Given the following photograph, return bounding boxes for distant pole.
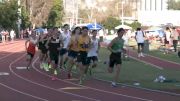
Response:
[75,0,79,25]
[73,0,75,24]
[17,0,21,38]
[121,0,124,25]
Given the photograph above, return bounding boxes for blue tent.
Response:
[86,23,102,30]
[35,28,44,33]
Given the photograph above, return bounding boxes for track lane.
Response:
[0,40,180,101]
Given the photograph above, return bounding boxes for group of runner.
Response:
[25,24,126,87]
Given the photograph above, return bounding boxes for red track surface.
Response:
[0,40,180,101]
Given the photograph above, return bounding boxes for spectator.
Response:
[10,29,15,41]
[164,27,171,54]
[171,27,179,52]
[135,28,146,57]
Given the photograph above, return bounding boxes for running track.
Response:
[0,40,180,101]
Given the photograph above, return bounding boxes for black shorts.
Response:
[27,52,34,58]
[137,43,144,47]
[77,51,88,65]
[165,41,169,44]
[68,50,78,58]
[60,48,68,56]
[109,52,122,68]
[39,48,48,54]
[49,52,59,64]
[87,56,98,65]
[178,51,180,58]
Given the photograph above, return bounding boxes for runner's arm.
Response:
[107,38,115,53]
[45,37,51,49]
[25,39,29,51]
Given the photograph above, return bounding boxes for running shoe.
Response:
[111,82,117,87]
[51,76,57,81]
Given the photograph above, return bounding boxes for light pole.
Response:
[75,0,79,25]
[121,0,125,25]
[17,0,21,38]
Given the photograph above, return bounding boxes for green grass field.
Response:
[88,48,180,91]
[128,39,180,63]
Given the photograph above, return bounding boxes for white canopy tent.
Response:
[115,25,132,30]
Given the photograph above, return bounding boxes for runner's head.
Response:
[91,30,98,37]
[63,24,69,31]
[81,26,89,36]
[117,28,125,38]
[53,27,59,34]
[72,27,81,35]
[136,27,141,31]
[31,30,36,38]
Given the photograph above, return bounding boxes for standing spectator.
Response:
[171,27,179,52]
[20,29,24,39]
[135,28,145,57]
[164,27,171,54]
[10,29,15,41]
[1,30,6,43]
[5,30,9,41]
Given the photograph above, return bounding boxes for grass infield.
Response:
[86,48,180,91]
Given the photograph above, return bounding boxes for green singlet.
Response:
[111,38,124,53]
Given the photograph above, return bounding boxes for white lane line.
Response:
[33,57,153,101]
[129,56,163,70]
[16,67,28,70]
[10,55,100,101]
[0,83,48,101]
[60,87,87,90]
[0,72,10,76]
[5,54,48,101]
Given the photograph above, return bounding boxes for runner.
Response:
[46,28,63,80]
[107,28,126,87]
[135,27,145,57]
[37,31,48,70]
[59,24,71,69]
[66,27,81,79]
[25,30,38,70]
[77,26,91,85]
[86,30,100,75]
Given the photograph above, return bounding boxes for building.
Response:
[138,0,168,11]
[136,0,180,26]
[63,0,180,26]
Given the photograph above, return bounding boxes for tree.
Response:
[21,6,31,30]
[101,16,120,32]
[0,0,19,30]
[128,21,141,31]
[167,0,180,10]
[46,0,64,27]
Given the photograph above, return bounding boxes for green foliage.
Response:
[101,16,120,31]
[128,21,141,31]
[47,0,64,27]
[101,16,141,33]
[0,0,18,30]
[20,7,31,30]
[168,0,180,10]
